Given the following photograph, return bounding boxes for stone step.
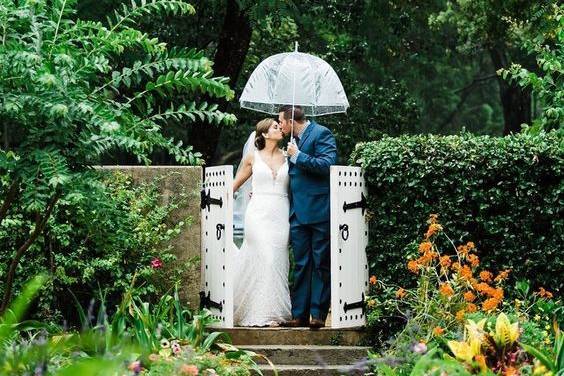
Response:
[240,345,370,366]
[212,327,365,346]
[256,364,368,376]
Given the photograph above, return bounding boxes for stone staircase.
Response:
[216,327,370,375]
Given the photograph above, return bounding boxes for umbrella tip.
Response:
[294,41,299,52]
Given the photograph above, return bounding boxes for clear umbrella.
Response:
[239,42,349,139]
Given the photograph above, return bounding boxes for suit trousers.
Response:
[289,214,331,321]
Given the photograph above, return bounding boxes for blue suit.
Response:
[288,120,337,321]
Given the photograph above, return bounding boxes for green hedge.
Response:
[351,131,563,293]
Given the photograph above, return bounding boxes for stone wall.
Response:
[100,166,202,309]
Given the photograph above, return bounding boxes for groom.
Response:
[278,105,337,329]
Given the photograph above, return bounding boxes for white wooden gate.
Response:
[329,166,369,328]
[200,166,233,327]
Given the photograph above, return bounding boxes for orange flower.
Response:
[504,367,518,376]
[466,303,478,313]
[464,291,476,302]
[451,262,461,271]
[428,214,439,224]
[467,254,479,267]
[180,364,199,376]
[396,287,407,299]
[482,298,501,312]
[474,354,487,372]
[457,244,469,256]
[433,326,445,336]
[439,283,454,297]
[538,287,553,299]
[494,269,510,282]
[479,270,493,282]
[459,265,473,280]
[475,282,491,294]
[466,241,475,250]
[418,251,437,266]
[407,260,419,274]
[456,309,466,321]
[418,241,432,253]
[425,223,443,238]
[490,287,504,300]
[439,255,452,268]
[369,275,377,285]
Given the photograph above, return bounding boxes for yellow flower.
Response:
[456,309,466,321]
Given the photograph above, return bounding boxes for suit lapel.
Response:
[298,121,315,149]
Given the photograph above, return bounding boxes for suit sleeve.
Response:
[294,127,337,176]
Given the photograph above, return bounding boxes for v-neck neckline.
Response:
[256,150,286,180]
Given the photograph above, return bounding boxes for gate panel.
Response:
[330,166,369,328]
[200,166,233,327]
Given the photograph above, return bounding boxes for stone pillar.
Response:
[100,166,202,309]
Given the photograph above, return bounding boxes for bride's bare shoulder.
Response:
[243,152,254,166]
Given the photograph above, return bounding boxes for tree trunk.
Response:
[189,0,253,163]
[0,191,61,314]
[489,47,531,135]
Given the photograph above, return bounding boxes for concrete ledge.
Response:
[213,327,366,346]
[99,166,202,309]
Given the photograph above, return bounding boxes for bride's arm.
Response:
[233,154,253,193]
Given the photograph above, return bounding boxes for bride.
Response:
[231,118,292,327]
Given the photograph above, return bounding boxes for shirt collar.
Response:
[297,120,310,139]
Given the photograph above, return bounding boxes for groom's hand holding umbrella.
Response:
[286,141,299,158]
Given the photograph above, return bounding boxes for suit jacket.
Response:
[288,120,337,224]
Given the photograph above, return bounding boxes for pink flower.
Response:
[412,342,427,354]
[151,258,163,269]
[128,361,142,373]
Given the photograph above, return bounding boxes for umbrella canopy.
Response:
[239,44,349,117]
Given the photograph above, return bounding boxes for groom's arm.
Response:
[293,128,337,176]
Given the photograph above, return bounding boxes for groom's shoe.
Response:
[309,318,325,329]
[281,318,309,327]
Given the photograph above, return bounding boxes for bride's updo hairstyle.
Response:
[254,118,276,150]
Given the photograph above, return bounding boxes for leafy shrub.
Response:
[0,172,190,323]
[351,131,563,292]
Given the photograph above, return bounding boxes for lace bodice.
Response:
[252,150,289,196]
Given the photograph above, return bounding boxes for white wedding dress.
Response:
[232,150,292,326]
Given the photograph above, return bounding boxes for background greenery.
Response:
[351,131,563,293]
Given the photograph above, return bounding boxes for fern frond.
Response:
[108,0,195,32]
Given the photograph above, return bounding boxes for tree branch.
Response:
[0,190,62,314]
[0,178,20,225]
